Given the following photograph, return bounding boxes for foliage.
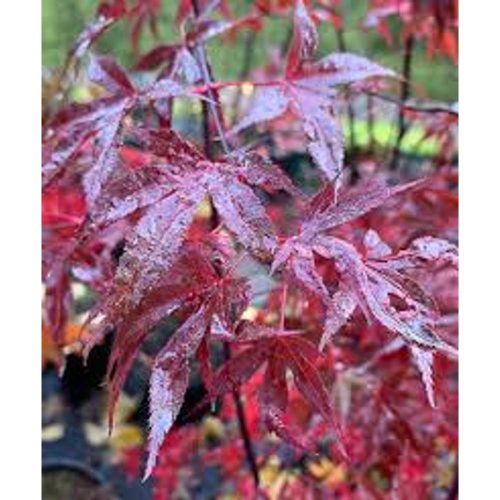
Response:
[42,0,458,497]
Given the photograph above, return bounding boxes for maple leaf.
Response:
[197,330,347,457]
[82,129,285,311]
[145,304,210,479]
[230,0,395,181]
[43,56,189,208]
[272,178,457,359]
[82,244,252,476]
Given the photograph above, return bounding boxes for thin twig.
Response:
[367,94,375,153]
[279,284,288,331]
[333,24,356,147]
[223,344,261,488]
[191,0,230,155]
[367,92,458,117]
[390,33,415,170]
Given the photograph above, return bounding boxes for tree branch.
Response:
[191,0,230,156]
[367,92,458,117]
[223,344,260,488]
[190,0,259,489]
[390,33,415,170]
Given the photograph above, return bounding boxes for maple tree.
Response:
[42,0,458,496]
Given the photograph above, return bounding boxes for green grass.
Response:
[342,119,441,157]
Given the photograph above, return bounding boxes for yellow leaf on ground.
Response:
[109,424,144,451]
[84,422,108,446]
[42,424,65,442]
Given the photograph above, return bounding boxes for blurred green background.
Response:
[42,0,457,102]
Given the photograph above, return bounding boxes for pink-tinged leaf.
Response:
[315,236,456,354]
[145,305,209,479]
[42,133,90,187]
[286,0,319,76]
[306,52,396,87]
[210,314,234,340]
[47,96,123,131]
[115,185,205,307]
[133,127,205,170]
[234,152,302,197]
[270,242,294,276]
[105,299,183,430]
[196,337,215,403]
[294,90,344,182]
[186,15,260,45]
[70,14,119,63]
[320,290,357,350]
[208,173,277,258]
[235,321,302,342]
[289,251,330,303]
[172,47,202,83]
[410,345,436,408]
[88,54,135,95]
[407,236,458,267]
[93,170,174,227]
[43,262,72,344]
[143,78,187,100]
[82,101,128,207]
[363,229,392,259]
[305,178,424,234]
[229,85,289,136]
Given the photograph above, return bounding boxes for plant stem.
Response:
[191,0,230,156]
[223,344,260,488]
[334,24,359,182]
[367,94,375,154]
[280,284,288,331]
[335,27,356,155]
[368,92,458,117]
[390,33,415,171]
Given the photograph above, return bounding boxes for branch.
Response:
[335,26,357,159]
[191,0,230,156]
[390,33,415,170]
[223,343,260,488]
[367,92,458,117]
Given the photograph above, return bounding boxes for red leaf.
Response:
[115,185,206,308]
[286,0,319,76]
[88,54,136,95]
[145,305,210,478]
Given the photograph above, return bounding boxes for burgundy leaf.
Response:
[286,0,319,76]
[208,172,277,258]
[115,185,206,307]
[145,305,210,478]
[320,290,357,350]
[88,54,136,95]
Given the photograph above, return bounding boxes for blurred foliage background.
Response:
[42,0,457,102]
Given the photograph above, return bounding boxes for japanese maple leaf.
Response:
[89,127,296,312]
[43,55,187,206]
[272,178,457,358]
[83,244,251,478]
[195,325,347,458]
[230,0,395,181]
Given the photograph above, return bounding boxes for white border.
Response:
[0,0,41,496]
